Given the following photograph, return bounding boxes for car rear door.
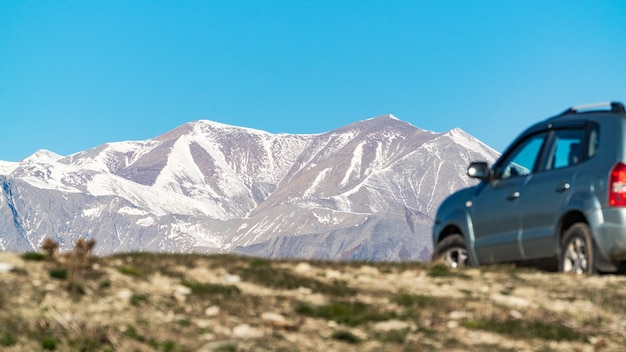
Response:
[519,126,587,260]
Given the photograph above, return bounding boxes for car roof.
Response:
[527,101,626,131]
[500,102,625,158]
[549,101,625,121]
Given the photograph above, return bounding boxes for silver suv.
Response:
[432,102,626,274]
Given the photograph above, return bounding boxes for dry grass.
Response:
[2,245,625,351]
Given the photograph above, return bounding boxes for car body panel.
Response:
[432,187,479,265]
[518,167,575,259]
[471,175,527,263]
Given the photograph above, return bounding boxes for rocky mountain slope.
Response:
[0,115,498,260]
[0,250,624,351]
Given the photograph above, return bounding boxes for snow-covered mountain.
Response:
[0,115,498,260]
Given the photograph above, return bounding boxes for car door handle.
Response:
[556,182,571,193]
[507,191,520,200]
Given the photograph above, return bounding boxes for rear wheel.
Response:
[559,223,595,274]
[432,234,469,268]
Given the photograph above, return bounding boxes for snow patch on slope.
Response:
[82,207,102,218]
[136,217,157,227]
[341,142,364,186]
[118,207,149,216]
[303,167,332,198]
[0,161,18,175]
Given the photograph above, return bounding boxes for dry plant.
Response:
[70,238,96,270]
[41,237,59,260]
[66,238,96,295]
[40,237,97,295]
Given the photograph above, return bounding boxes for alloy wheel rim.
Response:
[563,237,588,274]
[444,247,468,268]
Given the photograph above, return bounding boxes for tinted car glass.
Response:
[548,129,586,170]
[497,133,546,179]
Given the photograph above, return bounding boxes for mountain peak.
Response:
[22,149,63,163]
[364,114,400,122]
[445,127,470,137]
[441,127,500,157]
[376,114,399,120]
[345,114,417,133]
[156,119,278,142]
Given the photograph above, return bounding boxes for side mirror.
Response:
[467,162,490,180]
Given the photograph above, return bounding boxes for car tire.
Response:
[559,223,596,274]
[432,234,469,268]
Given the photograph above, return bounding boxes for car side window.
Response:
[547,129,586,170]
[497,133,547,179]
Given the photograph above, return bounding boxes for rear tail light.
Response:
[609,162,626,206]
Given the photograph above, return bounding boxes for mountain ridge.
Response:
[0,115,499,260]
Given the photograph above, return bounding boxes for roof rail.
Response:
[559,101,625,115]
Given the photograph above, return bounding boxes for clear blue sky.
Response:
[1,1,625,162]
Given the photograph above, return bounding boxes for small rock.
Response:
[205,306,220,317]
[195,319,211,329]
[490,293,530,308]
[117,289,133,300]
[592,337,608,350]
[198,340,239,352]
[373,320,409,332]
[294,262,312,273]
[326,270,342,279]
[0,263,14,273]
[223,274,240,283]
[446,321,459,328]
[175,285,191,295]
[296,287,312,295]
[174,285,191,302]
[233,324,263,339]
[359,265,379,275]
[509,310,523,319]
[262,312,286,324]
[449,311,471,320]
[262,312,299,330]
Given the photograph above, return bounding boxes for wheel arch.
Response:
[433,213,477,265]
[557,210,588,245]
[438,224,464,243]
[557,209,619,272]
